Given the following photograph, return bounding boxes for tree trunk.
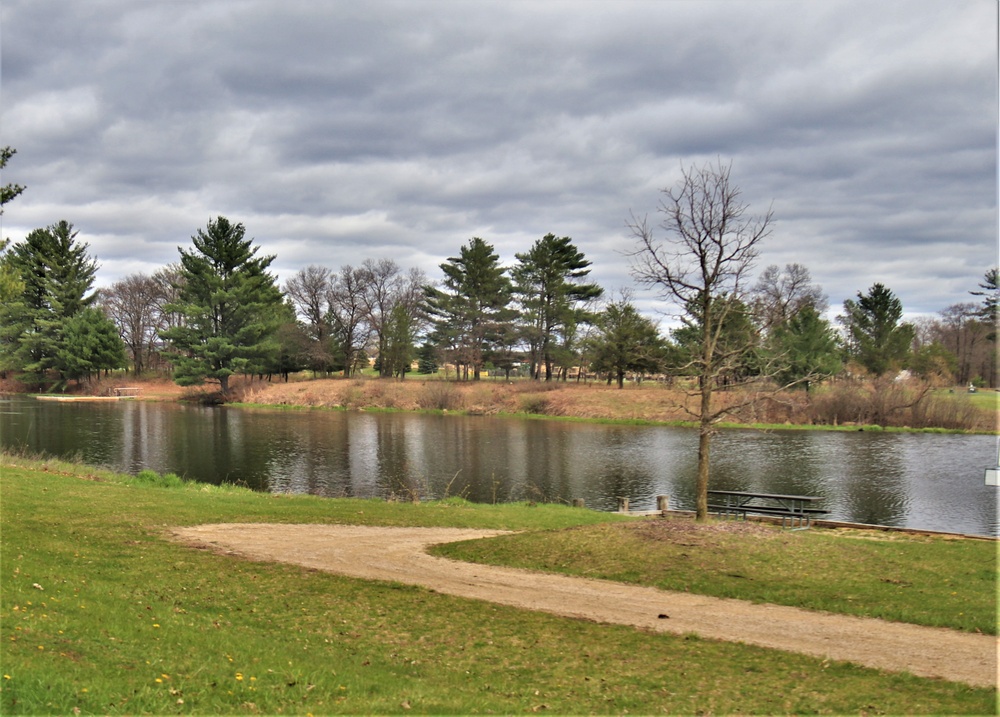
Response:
[696,418,711,522]
[695,367,714,521]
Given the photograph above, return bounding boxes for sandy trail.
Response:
[171,523,997,688]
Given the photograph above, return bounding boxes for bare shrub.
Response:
[808,382,874,425]
[519,394,550,415]
[910,393,992,431]
[724,392,811,425]
[803,378,990,430]
[418,382,461,411]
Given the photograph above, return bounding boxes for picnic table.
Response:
[707,490,827,529]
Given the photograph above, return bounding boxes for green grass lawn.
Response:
[1,454,995,715]
[435,519,997,635]
[964,389,1000,412]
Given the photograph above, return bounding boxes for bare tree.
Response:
[328,265,371,376]
[628,160,773,521]
[751,263,828,332]
[358,259,427,377]
[100,272,170,375]
[285,265,336,374]
[934,302,990,385]
[153,265,185,335]
[359,259,401,377]
[285,265,333,342]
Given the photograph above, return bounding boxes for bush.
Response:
[418,381,461,411]
[519,395,550,415]
[805,379,990,431]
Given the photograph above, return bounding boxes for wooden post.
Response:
[617,496,629,513]
[572,498,586,508]
[657,495,669,515]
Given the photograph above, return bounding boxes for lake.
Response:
[2,396,997,536]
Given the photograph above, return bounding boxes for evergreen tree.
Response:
[840,283,915,376]
[381,304,415,379]
[0,148,26,303]
[0,239,23,304]
[970,267,998,341]
[0,147,25,213]
[588,298,667,388]
[769,305,841,391]
[57,307,128,381]
[416,342,439,375]
[425,237,513,380]
[259,303,310,381]
[512,234,602,380]
[160,216,284,395]
[0,221,106,385]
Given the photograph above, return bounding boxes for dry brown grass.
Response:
[239,377,805,424]
[242,376,997,430]
[11,373,995,431]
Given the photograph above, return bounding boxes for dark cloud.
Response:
[1,0,995,321]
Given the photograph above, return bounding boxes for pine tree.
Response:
[425,237,513,380]
[0,221,105,385]
[840,283,915,376]
[58,307,128,381]
[970,267,998,341]
[512,234,602,380]
[160,216,284,395]
[0,147,27,303]
[588,298,667,388]
[769,305,841,391]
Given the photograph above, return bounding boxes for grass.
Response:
[434,520,997,635]
[1,454,995,715]
[962,389,1000,412]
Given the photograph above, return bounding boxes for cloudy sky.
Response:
[1,0,996,324]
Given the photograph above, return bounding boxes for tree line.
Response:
[0,149,996,398]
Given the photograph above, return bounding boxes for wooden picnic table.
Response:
[707,489,827,529]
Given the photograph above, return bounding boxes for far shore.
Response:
[7,373,996,434]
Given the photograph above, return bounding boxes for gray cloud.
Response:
[1,0,996,323]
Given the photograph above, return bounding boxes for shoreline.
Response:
[33,395,126,402]
[229,400,998,435]
[5,374,997,434]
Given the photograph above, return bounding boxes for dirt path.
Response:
[171,523,997,688]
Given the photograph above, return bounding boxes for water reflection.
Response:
[1,396,996,536]
[835,433,909,527]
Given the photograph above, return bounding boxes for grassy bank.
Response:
[434,520,997,634]
[75,374,995,433]
[2,455,995,715]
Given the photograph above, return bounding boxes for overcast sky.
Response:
[1,0,997,325]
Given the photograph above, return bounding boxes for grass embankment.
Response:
[77,374,997,432]
[2,455,995,715]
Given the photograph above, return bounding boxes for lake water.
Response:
[2,396,997,536]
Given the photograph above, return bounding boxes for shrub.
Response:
[418,381,461,411]
[805,379,989,431]
[519,394,550,415]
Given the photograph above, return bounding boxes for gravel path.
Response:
[171,523,997,688]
